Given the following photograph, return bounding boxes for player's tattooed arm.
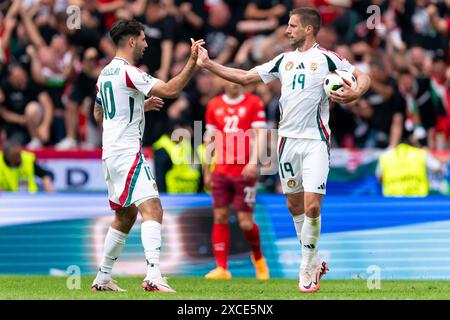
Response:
[93,103,103,126]
[149,38,205,98]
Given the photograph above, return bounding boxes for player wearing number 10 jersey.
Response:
[203,77,269,280]
[196,8,370,292]
[91,19,205,293]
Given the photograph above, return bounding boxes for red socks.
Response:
[212,223,263,268]
[243,223,262,261]
[212,224,230,269]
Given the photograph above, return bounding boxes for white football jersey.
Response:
[256,43,355,142]
[95,57,160,159]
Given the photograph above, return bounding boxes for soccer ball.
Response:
[323,70,357,97]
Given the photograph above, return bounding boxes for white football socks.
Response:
[292,214,305,245]
[301,215,321,269]
[141,220,162,280]
[96,227,127,283]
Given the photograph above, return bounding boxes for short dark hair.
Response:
[3,139,22,159]
[398,68,411,76]
[290,7,321,36]
[109,20,144,47]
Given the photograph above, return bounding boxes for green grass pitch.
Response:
[1,276,450,300]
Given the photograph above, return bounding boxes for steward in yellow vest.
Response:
[0,140,54,192]
[152,134,200,194]
[378,143,441,197]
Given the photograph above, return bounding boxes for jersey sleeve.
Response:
[124,66,160,96]
[251,96,267,128]
[95,83,102,106]
[205,100,217,131]
[321,49,355,74]
[255,53,285,84]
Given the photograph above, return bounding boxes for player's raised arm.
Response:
[149,38,205,99]
[196,46,262,86]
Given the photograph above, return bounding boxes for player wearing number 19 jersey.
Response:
[203,78,269,280]
[196,8,370,293]
[91,19,204,293]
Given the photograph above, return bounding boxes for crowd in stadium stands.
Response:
[0,0,448,153]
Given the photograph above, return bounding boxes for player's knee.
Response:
[141,206,163,222]
[305,202,321,218]
[238,219,253,231]
[139,198,164,222]
[213,211,228,224]
[113,212,137,233]
[286,200,303,216]
[214,208,228,224]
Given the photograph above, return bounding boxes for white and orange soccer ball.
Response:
[323,70,357,97]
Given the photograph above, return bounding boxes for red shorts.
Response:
[211,172,256,212]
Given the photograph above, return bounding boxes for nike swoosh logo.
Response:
[303,281,312,289]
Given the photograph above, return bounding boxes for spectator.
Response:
[397,69,445,148]
[395,0,446,51]
[355,54,406,149]
[0,64,54,148]
[376,140,446,197]
[432,54,450,150]
[174,0,206,43]
[152,119,201,193]
[26,37,76,147]
[58,47,102,149]
[238,0,291,36]
[137,0,177,81]
[0,0,446,154]
[428,2,450,36]
[0,139,54,192]
[204,2,239,65]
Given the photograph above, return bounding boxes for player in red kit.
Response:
[203,76,269,280]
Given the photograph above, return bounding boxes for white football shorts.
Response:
[103,151,159,210]
[277,137,330,195]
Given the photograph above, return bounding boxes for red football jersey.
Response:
[205,93,266,176]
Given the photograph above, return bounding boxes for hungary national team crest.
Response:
[287,179,296,188]
[285,61,294,71]
[310,62,318,71]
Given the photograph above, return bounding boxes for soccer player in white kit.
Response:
[196,8,370,293]
[91,20,204,293]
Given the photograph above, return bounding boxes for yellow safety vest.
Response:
[0,151,38,192]
[379,144,428,197]
[153,134,200,194]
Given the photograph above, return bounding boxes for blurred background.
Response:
[0,0,450,281]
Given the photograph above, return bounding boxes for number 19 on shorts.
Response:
[279,162,294,178]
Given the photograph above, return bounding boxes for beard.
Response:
[290,36,306,49]
[133,47,145,64]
